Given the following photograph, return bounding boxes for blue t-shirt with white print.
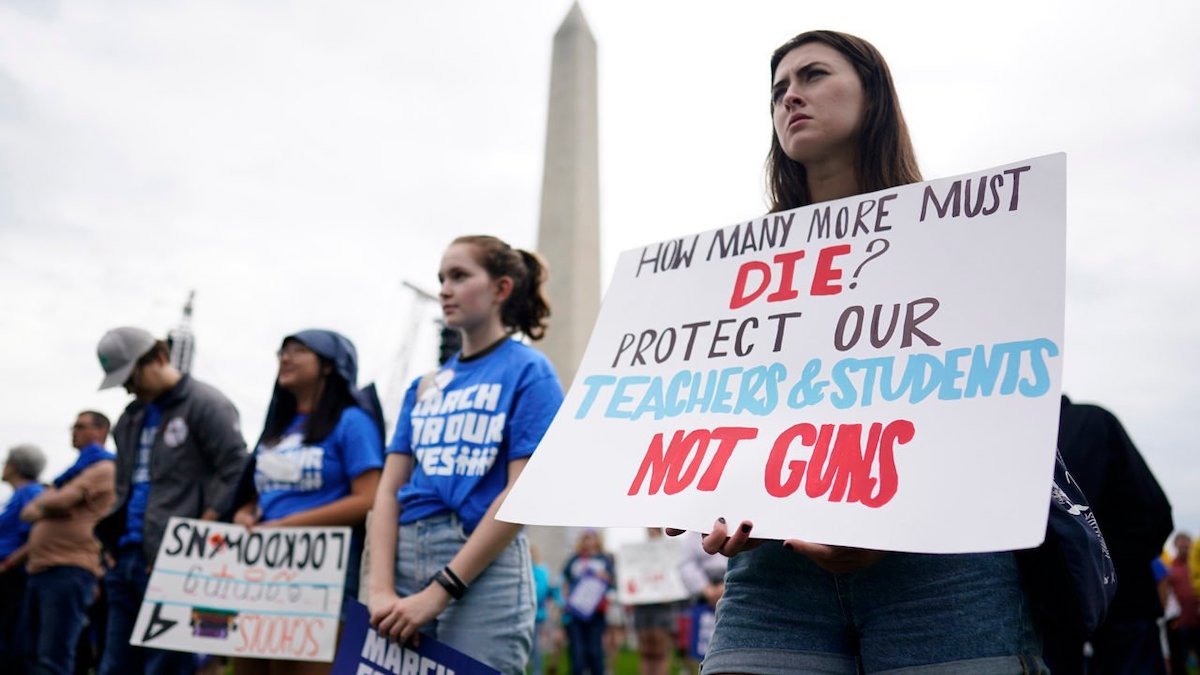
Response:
[0,483,45,560]
[255,406,383,522]
[389,338,563,533]
[120,403,160,548]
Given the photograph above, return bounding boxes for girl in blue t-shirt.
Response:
[368,235,564,675]
[232,329,383,675]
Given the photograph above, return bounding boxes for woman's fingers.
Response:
[721,521,754,556]
[664,528,687,537]
[701,518,730,554]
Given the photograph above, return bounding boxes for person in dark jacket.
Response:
[1045,395,1174,675]
[93,326,248,675]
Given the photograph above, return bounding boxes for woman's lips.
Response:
[788,113,812,129]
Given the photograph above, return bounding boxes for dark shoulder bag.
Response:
[1016,449,1117,640]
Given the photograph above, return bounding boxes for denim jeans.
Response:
[395,513,535,675]
[20,565,96,675]
[703,547,1046,674]
[98,547,195,675]
[565,616,606,675]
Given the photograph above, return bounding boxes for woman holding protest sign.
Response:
[231,329,384,675]
[672,31,1046,674]
[562,529,616,675]
[367,235,564,674]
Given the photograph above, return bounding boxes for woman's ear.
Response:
[493,275,515,304]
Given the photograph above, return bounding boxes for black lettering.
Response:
[901,297,942,348]
[767,312,804,352]
[835,306,864,351]
[734,318,757,357]
[920,180,962,221]
[708,319,736,358]
[1004,165,1031,211]
[654,328,677,364]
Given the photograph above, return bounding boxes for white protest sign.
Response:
[616,538,688,605]
[130,517,350,661]
[500,155,1066,553]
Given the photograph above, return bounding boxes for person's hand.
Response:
[667,518,762,558]
[781,539,885,574]
[233,504,260,530]
[370,584,451,644]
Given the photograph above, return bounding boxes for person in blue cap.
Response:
[231,329,384,675]
[367,235,564,675]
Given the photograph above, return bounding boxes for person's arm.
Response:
[0,542,32,572]
[262,470,381,527]
[373,457,529,642]
[196,395,249,521]
[366,453,412,617]
[23,484,83,520]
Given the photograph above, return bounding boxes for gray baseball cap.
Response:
[97,327,158,390]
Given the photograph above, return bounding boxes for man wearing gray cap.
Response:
[93,327,247,675]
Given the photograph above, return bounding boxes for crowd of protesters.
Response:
[0,28,1193,675]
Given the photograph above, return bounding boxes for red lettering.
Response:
[628,427,757,495]
[810,244,850,295]
[804,423,853,498]
[763,420,912,507]
[695,427,758,491]
[765,250,806,303]
[764,423,816,497]
[729,260,771,309]
[861,420,912,508]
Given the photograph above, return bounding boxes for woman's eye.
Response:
[771,88,785,104]
[807,69,828,81]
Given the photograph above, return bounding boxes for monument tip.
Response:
[556,1,593,38]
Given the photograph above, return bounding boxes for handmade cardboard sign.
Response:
[130,517,349,661]
[500,155,1066,553]
[331,599,500,675]
[616,538,689,605]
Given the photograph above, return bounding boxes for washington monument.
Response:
[536,2,600,391]
[531,2,600,572]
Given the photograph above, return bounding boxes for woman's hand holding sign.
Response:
[669,518,885,574]
[369,584,451,644]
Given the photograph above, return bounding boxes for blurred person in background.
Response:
[1166,533,1200,675]
[231,329,383,675]
[0,443,46,672]
[93,327,247,675]
[631,528,678,675]
[19,412,116,675]
[563,529,615,675]
[678,531,727,673]
[531,544,562,675]
[1048,396,1174,674]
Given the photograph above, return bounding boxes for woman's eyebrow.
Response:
[773,61,832,90]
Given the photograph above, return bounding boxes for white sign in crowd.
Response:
[501,155,1067,554]
[131,517,349,662]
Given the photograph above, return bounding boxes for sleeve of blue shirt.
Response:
[507,366,564,460]
[387,378,421,456]
[337,407,385,478]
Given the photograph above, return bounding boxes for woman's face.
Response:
[579,531,600,555]
[276,340,322,392]
[771,42,866,167]
[439,243,508,331]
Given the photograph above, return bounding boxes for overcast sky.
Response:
[1,0,1197,537]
